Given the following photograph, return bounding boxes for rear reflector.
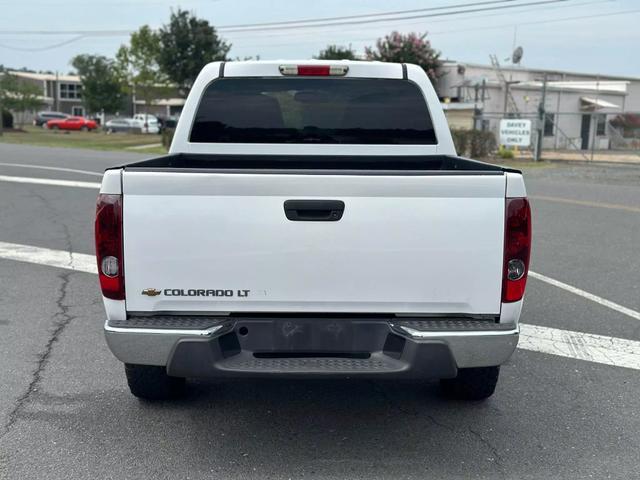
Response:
[502,197,532,303]
[95,193,124,300]
[279,64,349,76]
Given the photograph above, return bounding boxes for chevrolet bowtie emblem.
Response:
[141,288,162,297]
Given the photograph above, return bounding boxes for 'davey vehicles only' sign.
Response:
[499,119,532,146]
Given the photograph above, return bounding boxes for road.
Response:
[1,143,639,479]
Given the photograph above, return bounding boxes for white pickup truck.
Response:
[96,60,531,401]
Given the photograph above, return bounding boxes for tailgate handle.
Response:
[284,200,345,221]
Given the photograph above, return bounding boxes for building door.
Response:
[580,114,591,150]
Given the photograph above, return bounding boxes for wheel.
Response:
[440,366,500,400]
[81,125,88,132]
[124,363,185,400]
[50,125,59,130]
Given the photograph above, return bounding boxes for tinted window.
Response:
[190,78,436,144]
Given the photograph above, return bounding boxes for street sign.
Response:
[500,119,532,147]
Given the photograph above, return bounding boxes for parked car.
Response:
[97,60,531,402]
[104,118,137,134]
[47,116,97,131]
[33,111,68,127]
[132,114,160,134]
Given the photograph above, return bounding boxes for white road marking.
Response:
[0,241,97,274]
[126,143,162,150]
[530,195,640,214]
[0,175,100,190]
[519,324,640,371]
[529,271,640,321]
[0,162,103,177]
[1,241,639,371]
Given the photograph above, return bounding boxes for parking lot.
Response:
[0,142,639,479]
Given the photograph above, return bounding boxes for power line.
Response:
[218,0,573,33]
[236,7,640,50]
[0,35,85,52]
[0,0,626,54]
[219,0,520,29]
[225,0,613,42]
[0,0,570,36]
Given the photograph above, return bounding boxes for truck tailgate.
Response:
[122,171,505,315]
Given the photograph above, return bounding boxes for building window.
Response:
[544,113,555,137]
[72,106,84,116]
[60,83,82,99]
[596,114,607,136]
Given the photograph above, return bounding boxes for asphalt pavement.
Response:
[0,143,639,479]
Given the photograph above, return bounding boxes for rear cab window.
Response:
[190,78,436,145]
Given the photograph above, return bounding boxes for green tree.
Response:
[315,45,357,60]
[365,32,441,82]
[71,54,126,114]
[157,9,230,95]
[117,26,170,121]
[0,73,42,127]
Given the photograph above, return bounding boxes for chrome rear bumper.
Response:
[104,316,518,377]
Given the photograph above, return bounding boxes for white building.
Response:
[436,61,640,150]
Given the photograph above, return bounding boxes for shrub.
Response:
[469,130,497,158]
[451,129,469,156]
[498,146,515,159]
[452,129,496,158]
[2,109,14,129]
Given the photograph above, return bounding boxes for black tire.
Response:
[81,125,89,132]
[124,363,185,401]
[440,366,500,400]
[50,124,59,130]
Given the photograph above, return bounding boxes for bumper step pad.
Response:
[219,352,403,374]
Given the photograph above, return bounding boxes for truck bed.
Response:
[113,153,520,175]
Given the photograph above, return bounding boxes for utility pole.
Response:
[534,74,548,162]
[481,79,486,130]
[0,70,3,136]
[590,75,600,162]
[503,82,510,116]
[473,83,480,130]
[54,71,59,112]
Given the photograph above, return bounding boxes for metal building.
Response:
[436,61,640,152]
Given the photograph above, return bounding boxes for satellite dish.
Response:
[512,46,524,65]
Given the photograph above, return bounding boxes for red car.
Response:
[46,116,97,131]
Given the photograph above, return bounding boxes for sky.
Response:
[0,0,638,77]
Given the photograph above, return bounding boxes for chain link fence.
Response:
[475,110,640,162]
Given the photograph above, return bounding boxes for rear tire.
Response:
[50,125,59,130]
[81,125,88,132]
[440,366,500,400]
[124,363,185,401]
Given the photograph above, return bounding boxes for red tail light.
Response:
[95,194,124,300]
[279,64,349,76]
[502,197,531,303]
[297,65,331,76]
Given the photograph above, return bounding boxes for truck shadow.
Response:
[161,378,506,477]
[20,378,509,477]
